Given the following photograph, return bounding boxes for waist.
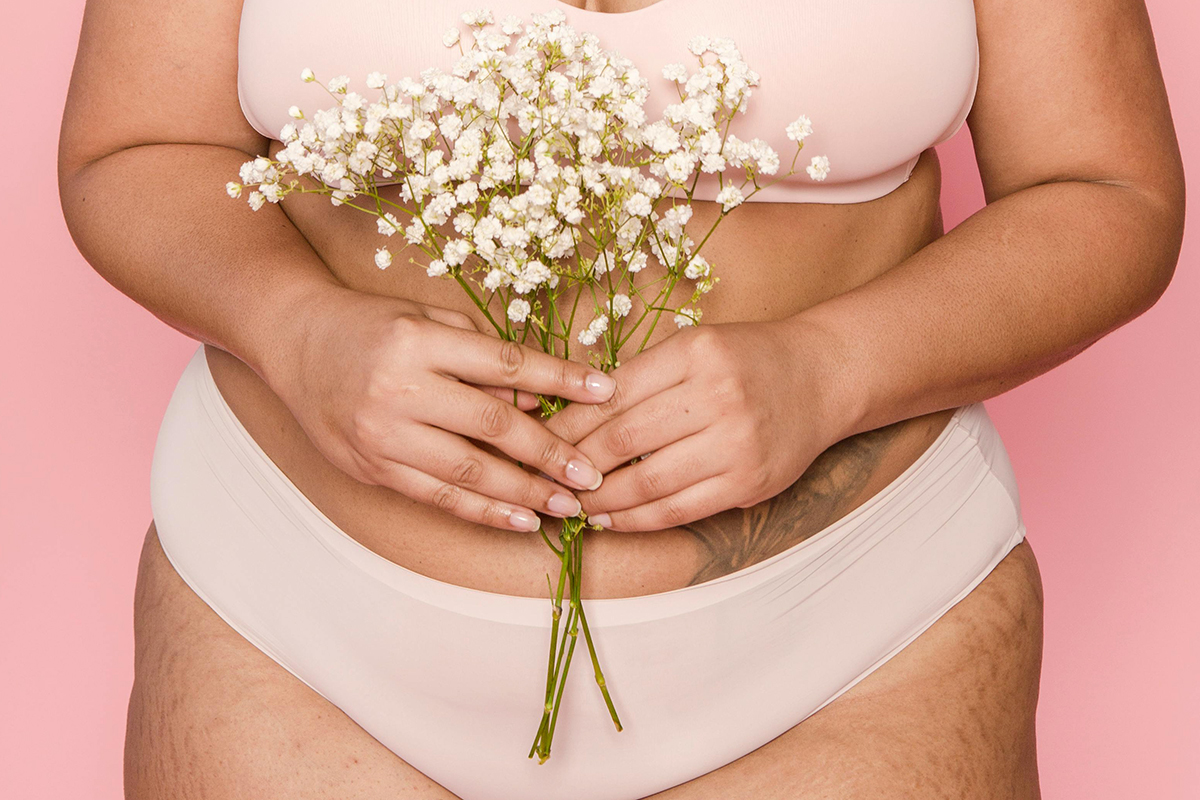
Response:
[202,341,963,600]
[156,344,1024,624]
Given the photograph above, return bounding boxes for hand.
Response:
[544,319,851,531]
[264,286,617,532]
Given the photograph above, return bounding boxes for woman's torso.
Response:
[205,0,971,599]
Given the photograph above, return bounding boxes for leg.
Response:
[647,538,1044,799]
[124,521,460,799]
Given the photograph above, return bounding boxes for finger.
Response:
[428,379,605,492]
[573,383,712,474]
[477,384,540,411]
[434,327,617,404]
[544,337,690,445]
[422,306,479,331]
[579,432,726,515]
[372,459,547,532]
[587,475,736,532]
[384,425,583,519]
[418,306,538,411]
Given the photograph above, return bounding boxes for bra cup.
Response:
[932,37,980,147]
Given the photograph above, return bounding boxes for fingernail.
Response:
[546,493,582,517]
[584,372,616,400]
[565,459,603,491]
[509,509,541,532]
[590,513,612,528]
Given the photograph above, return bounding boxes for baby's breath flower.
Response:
[327,75,349,93]
[610,294,632,318]
[786,114,813,142]
[507,298,531,323]
[674,311,697,328]
[247,191,265,211]
[461,9,494,27]
[366,72,387,89]
[374,247,392,269]
[427,259,449,277]
[661,63,688,83]
[443,27,461,47]
[806,154,831,181]
[288,105,304,119]
[300,67,315,83]
[715,185,744,212]
[684,255,710,280]
[225,182,242,199]
[624,192,652,217]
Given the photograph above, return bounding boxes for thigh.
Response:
[124,521,459,800]
[647,538,1045,800]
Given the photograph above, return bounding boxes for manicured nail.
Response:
[509,509,541,532]
[590,513,612,528]
[584,372,616,400]
[546,493,582,517]
[565,459,603,491]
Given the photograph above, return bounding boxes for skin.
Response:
[58,0,1183,796]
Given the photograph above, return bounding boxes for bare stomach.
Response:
[205,147,959,600]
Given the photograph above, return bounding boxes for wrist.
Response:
[243,276,350,398]
[780,307,870,446]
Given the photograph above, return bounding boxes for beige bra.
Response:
[237,0,979,203]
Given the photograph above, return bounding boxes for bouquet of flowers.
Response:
[227,7,828,763]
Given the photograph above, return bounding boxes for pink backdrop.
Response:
[1,1,1196,796]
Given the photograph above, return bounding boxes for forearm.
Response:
[794,178,1183,441]
[59,142,345,384]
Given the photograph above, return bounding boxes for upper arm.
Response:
[57,0,268,181]
[968,0,1185,214]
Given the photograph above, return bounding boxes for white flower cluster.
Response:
[228,8,828,369]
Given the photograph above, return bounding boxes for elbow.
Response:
[1099,160,1187,322]
[1131,172,1186,317]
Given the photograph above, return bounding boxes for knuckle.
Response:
[448,310,475,329]
[556,358,577,392]
[387,315,425,352]
[711,375,746,409]
[684,325,716,354]
[496,340,526,379]
[478,400,514,439]
[450,455,485,487]
[596,380,626,419]
[520,476,552,509]
[352,451,385,486]
[537,436,567,471]
[602,421,637,458]
[349,408,381,447]
[633,465,666,499]
[479,501,513,530]
[430,482,463,513]
[741,468,773,506]
[658,497,688,527]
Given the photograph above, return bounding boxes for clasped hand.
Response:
[544,320,848,531]
[270,289,848,534]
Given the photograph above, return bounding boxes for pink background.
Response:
[1,1,1196,796]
